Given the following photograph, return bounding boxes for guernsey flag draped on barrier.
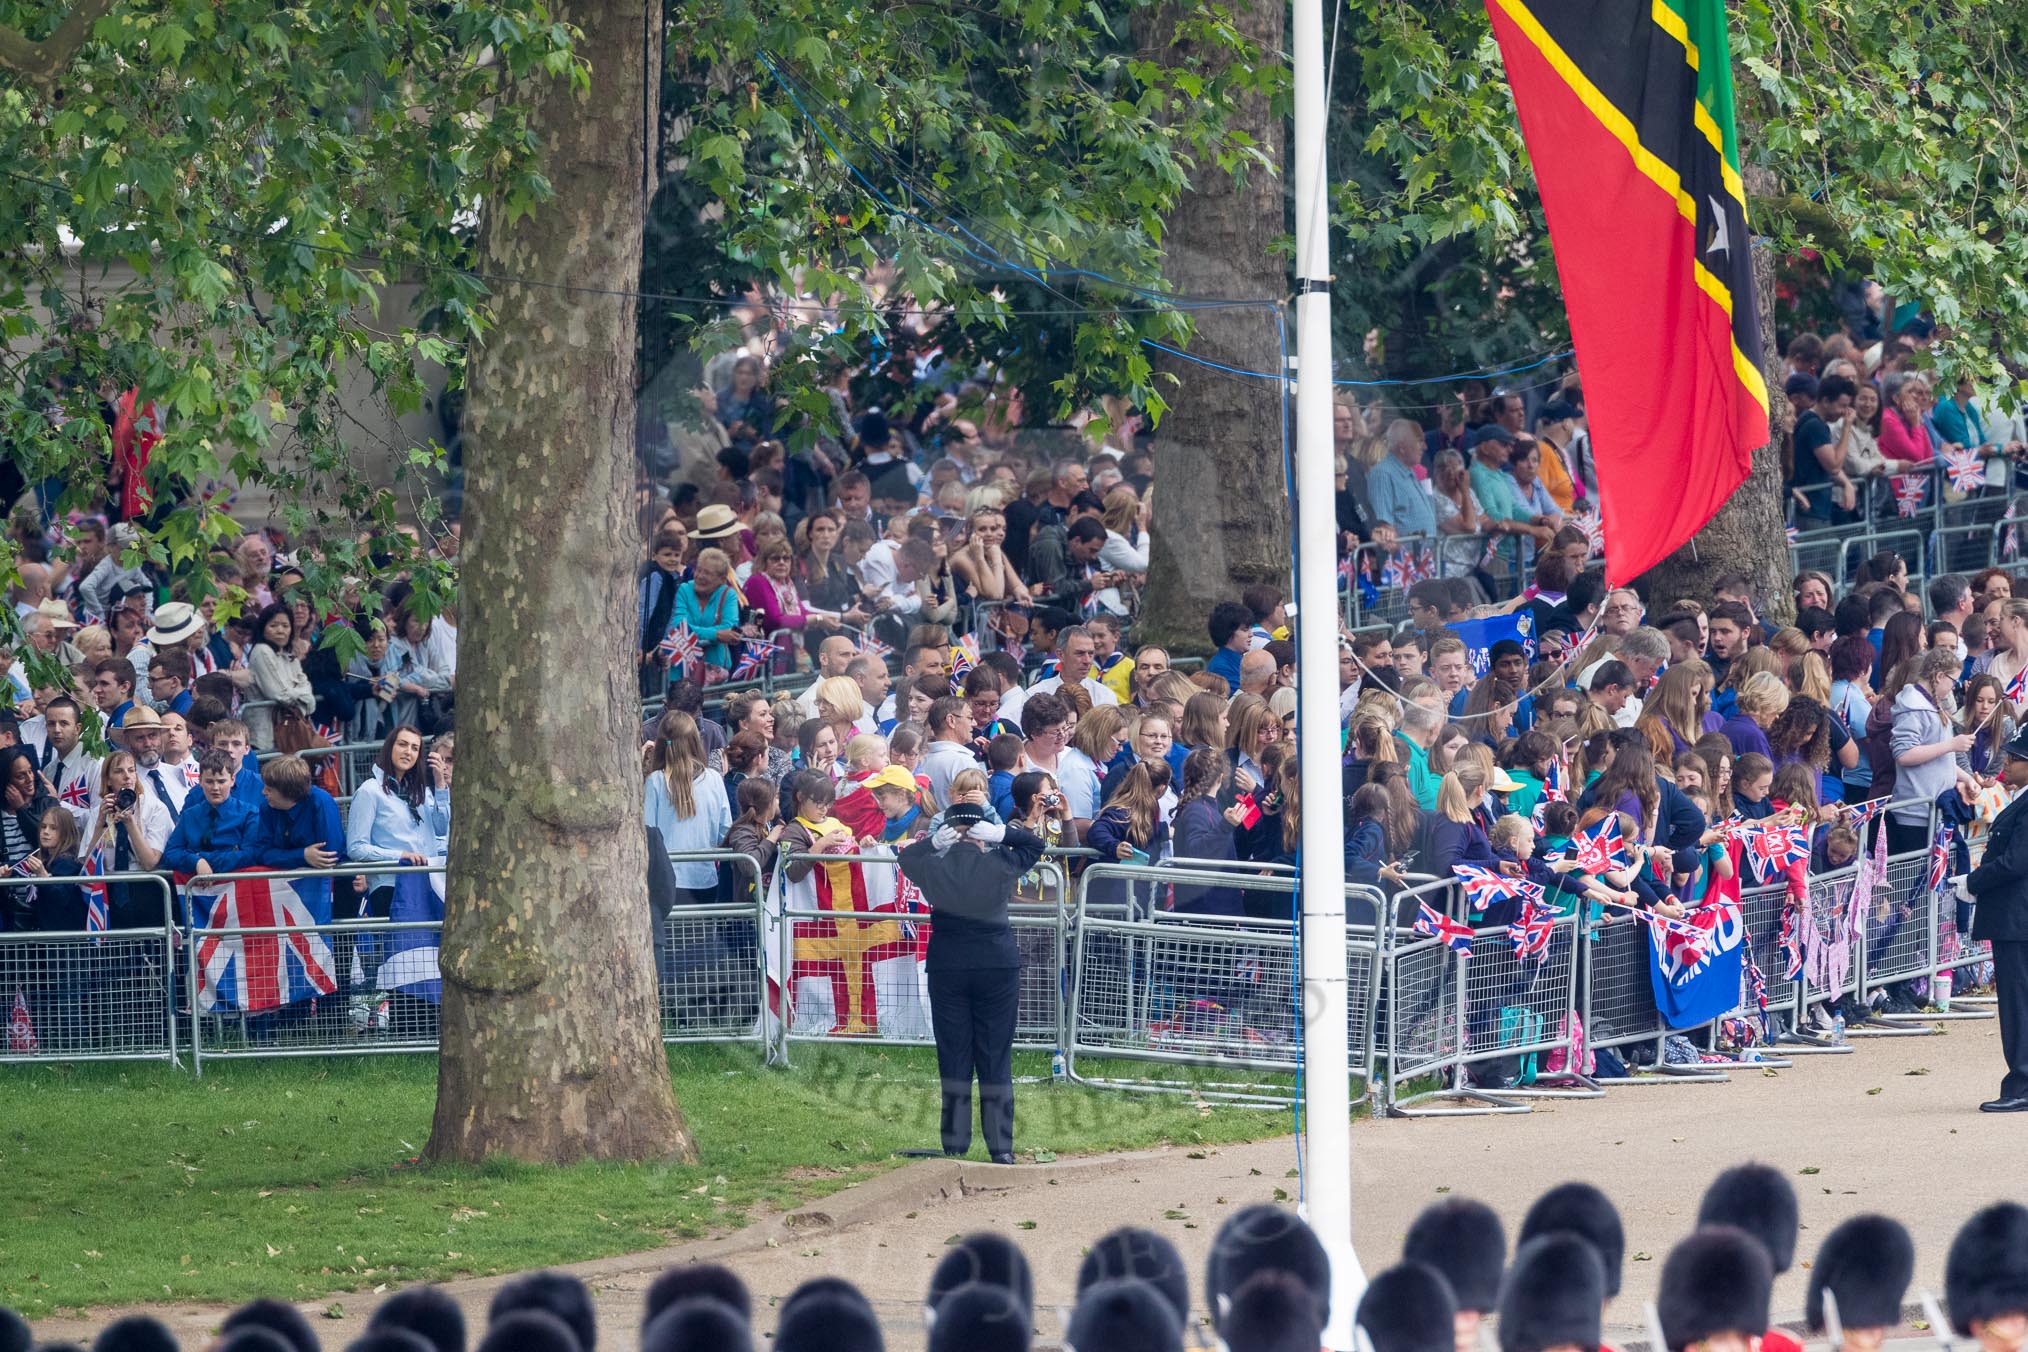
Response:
[1486,0,1768,584]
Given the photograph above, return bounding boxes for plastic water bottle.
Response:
[1051,1049,1067,1081]
[1832,1011,1846,1045]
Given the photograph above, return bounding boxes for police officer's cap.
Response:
[2003,727,2028,762]
[0,1307,29,1352]
[1807,1214,1914,1334]
[1657,1227,1773,1352]
[1947,1201,2028,1336]
[1063,1279,1182,1352]
[1498,1234,1604,1352]
[1403,1197,1507,1315]
[926,1282,1029,1352]
[1206,1205,1331,1330]
[369,1284,468,1352]
[926,1232,1034,1317]
[1224,1270,1326,1352]
[1696,1163,1800,1273]
[1520,1182,1625,1299]
[1077,1226,1189,1327]
[640,1298,751,1352]
[943,802,989,831]
[1355,1261,1457,1352]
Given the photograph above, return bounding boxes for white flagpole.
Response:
[1290,0,1365,1339]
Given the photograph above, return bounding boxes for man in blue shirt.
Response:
[1205,602,1253,692]
[1366,418,1437,541]
[89,657,137,730]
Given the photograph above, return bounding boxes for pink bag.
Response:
[1543,1010,1594,1076]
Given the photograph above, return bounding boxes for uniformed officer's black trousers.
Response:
[927,964,1019,1156]
[1994,940,2028,1101]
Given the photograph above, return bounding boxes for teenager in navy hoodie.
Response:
[245,753,344,923]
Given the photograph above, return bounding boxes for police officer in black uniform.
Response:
[1965,727,2028,1112]
[897,802,1046,1162]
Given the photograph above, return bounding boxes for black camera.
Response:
[113,788,137,811]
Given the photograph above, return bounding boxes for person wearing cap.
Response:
[1947,1202,2028,1352]
[118,704,189,820]
[77,521,151,624]
[1806,1215,1913,1352]
[140,600,207,685]
[897,800,1047,1162]
[1656,1227,1773,1352]
[29,598,84,666]
[1964,726,2028,1111]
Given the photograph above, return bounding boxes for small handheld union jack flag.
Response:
[1454,863,1543,914]
[859,632,892,663]
[1413,901,1474,954]
[1542,754,1567,804]
[58,779,92,811]
[313,721,339,743]
[1507,897,1555,962]
[1940,445,1987,493]
[730,639,780,682]
[1745,823,1810,878]
[1928,826,1954,895]
[1777,904,1805,980]
[2005,663,2026,707]
[1891,473,1928,518]
[1840,798,1885,831]
[948,635,980,693]
[81,848,109,937]
[657,621,703,677]
[1572,814,1625,875]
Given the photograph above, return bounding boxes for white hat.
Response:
[147,601,203,647]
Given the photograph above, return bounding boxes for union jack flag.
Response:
[1398,546,1437,585]
[859,633,892,663]
[1841,798,1886,830]
[190,870,338,1014]
[657,621,703,677]
[1571,511,1605,558]
[81,848,109,935]
[2006,664,2026,707]
[1507,897,1555,962]
[1413,901,1474,954]
[313,721,339,743]
[1891,473,1928,518]
[1777,904,1805,980]
[1745,823,1810,878]
[948,636,980,693]
[1928,826,1954,895]
[1940,445,1987,493]
[6,986,36,1053]
[1646,904,1726,974]
[58,778,92,811]
[1566,620,1600,662]
[730,640,780,682]
[1740,932,1773,1040]
[1543,754,1567,804]
[182,760,202,787]
[1454,863,1542,914]
[1785,524,1799,545]
[1572,814,1626,875]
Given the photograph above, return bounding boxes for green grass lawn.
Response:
[0,1046,1295,1317]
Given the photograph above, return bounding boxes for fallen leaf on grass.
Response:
[1272,1189,1289,1202]
[1866,1087,1883,1096]
[1632,1252,1652,1262]
[1906,1068,1930,1076]
[1017,1221,1037,1231]
[1800,1166,1821,1175]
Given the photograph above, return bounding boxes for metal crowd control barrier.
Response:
[767,849,1071,1064]
[655,851,766,1048]
[1382,877,1583,1116]
[0,871,179,1066]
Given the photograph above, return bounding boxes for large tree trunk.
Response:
[1133,0,1291,656]
[427,0,696,1164]
[1633,166,1791,624]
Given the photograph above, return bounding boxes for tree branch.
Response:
[0,0,117,89]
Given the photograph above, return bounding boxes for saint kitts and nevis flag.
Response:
[1487,0,1768,584]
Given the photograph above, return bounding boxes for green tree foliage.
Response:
[0,0,579,677]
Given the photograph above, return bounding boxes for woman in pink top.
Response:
[1877,376,1936,465]
[743,539,811,637]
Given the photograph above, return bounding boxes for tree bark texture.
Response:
[1133,0,1292,656]
[1633,167,1792,624]
[428,0,697,1164]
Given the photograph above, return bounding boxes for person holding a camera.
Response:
[84,748,174,926]
[897,800,1048,1163]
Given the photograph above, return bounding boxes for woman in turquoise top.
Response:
[668,546,745,677]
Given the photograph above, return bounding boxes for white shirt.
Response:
[856,541,921,617]
[1613,695,1643,729]
[51,742,102,828]
[135,757,193,815]
[1028,673,1119,707]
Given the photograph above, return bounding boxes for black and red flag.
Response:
[1486,0,1769,584]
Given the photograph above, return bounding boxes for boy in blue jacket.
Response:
[248,753,344,923]
[161,748,258,884]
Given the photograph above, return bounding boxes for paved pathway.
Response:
[31,1016,2024,1349]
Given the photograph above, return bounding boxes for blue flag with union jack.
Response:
[190,869,339,1013]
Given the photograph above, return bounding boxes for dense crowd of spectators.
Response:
[3,317,2023,1054]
